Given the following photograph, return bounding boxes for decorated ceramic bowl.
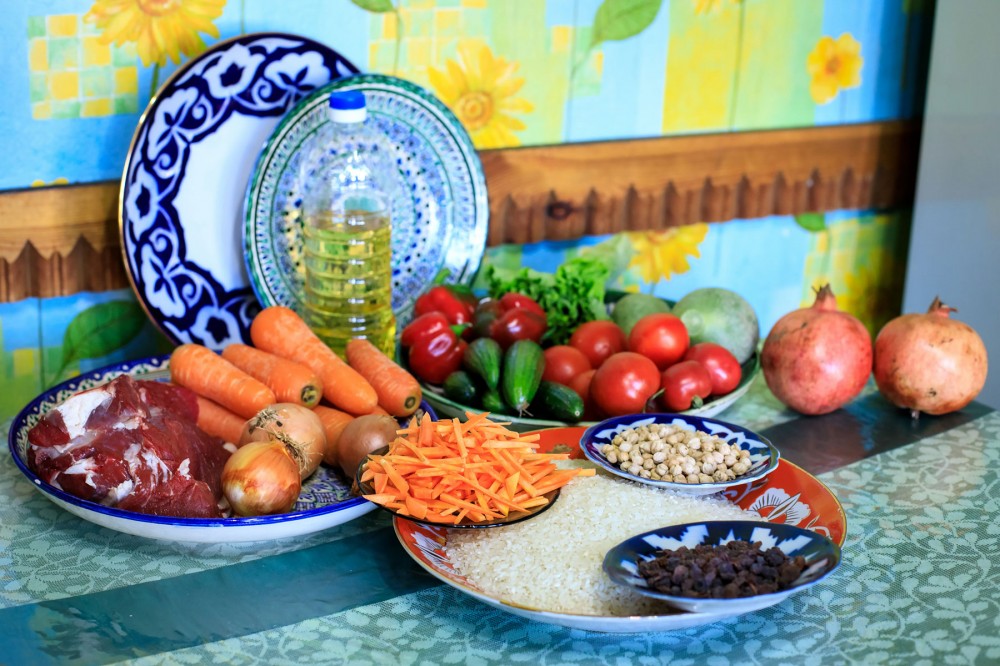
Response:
[8,355,437,543]
[603,520,842,614]
[579,412,779,496]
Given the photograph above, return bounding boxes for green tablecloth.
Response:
[3,380,998,665]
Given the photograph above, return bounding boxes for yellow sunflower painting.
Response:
[807,33,863,104]
[85,0,226,68]
[427,41,534,149]
[693,0,741,14]
[625,224,709,284]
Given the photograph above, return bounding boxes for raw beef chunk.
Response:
[27,375,231,518]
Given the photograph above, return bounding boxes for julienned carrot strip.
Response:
[194,395,246,445]
[170,344,276,419]
[359,412,589,525]
[250,306,377,415]
[345,339,422,417]
[221,343,323,407]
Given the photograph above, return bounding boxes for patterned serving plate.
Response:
[7,355,436,543]
[579,412,779,495]
[395,426,846,633]
[120,33,358,351]
[243,73,488,326]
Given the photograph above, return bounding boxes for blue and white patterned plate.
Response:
[243,74,488,325]
[120,33,358,351]
[580,413,780,495]
[603,520,842,614]
[7,355,437,543]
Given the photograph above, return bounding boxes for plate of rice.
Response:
[394,426,846,633]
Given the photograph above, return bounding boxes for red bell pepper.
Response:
[400,312,467,384]
[413,284,478,326]
[473,292,548,350]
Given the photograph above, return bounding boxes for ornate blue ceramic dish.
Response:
[580,413,779,495]
[120,33,358,351]
[243,73,488,325]
[8,355,436,543]
[603,520,842,614]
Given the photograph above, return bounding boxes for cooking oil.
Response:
[302,210,395,357]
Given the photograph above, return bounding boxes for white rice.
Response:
[445,465,753,616]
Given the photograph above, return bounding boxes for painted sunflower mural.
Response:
[427,40,534,149]
[807,33,863,104]
[84,0,225,67]
[625,224,709,285]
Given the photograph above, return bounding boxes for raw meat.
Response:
[27,375,231,518]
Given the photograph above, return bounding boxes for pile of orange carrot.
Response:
[168,306,422,458]
[360,412,594,525]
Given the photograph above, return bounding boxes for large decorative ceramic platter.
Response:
[395,426,846,633]
[8,355,436,544]
[244,73,489,325]
[120,34,358,351]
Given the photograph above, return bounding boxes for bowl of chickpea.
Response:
[579,413,780,496]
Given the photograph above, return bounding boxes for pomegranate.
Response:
[761,285,872,415]
[874,296,988,418]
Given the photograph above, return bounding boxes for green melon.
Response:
[672,288,759,364]
[611,293,672,335]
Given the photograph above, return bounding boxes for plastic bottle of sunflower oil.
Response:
[299,90,396,357]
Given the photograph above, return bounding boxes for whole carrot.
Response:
[170,344,275,419]
[250,306,377,415]
[345,338,422,417]
[195,395,246,445]
[313,405,355,467]
[222,343,323,408]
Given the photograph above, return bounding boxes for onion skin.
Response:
[874,296,988,418]
[337,414,400,481]
[761,285,872,415]
[241,404,326,480]
[222,440,301,516]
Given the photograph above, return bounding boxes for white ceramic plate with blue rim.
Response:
[580,413,780,496]
[603,520,842,614]
[7,355,437,543]
[243,73,488,326]
[120,33,359,351]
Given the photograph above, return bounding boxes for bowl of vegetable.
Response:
[602,520,842,614]
[579,412,779,496]
[399,259,761,432]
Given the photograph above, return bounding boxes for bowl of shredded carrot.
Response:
[356,411,594,528]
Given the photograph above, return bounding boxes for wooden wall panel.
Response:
[0,120,920,302]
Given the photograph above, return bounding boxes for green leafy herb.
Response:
[486,256,612,345]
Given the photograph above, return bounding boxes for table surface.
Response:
[2,378,998,666]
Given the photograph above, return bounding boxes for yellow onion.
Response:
[222,440,301,516]
[240,403,326,480]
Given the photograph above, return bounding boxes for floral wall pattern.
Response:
[0,0,934,420]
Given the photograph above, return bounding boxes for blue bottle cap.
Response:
[329,90,366,110]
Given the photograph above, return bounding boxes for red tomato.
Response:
[567,369,601,420]
[682,342,742,395]
[590,352,660,416]
[628,313,690,370]
[569,320,627,368]
[542,345,592,386]
[660,360,713,412]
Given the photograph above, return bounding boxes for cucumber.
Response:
[481,389,507,414]
[501,339,545,414]
[463,337,502,390]
[530,381,585,423]
[443,370,482,406]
